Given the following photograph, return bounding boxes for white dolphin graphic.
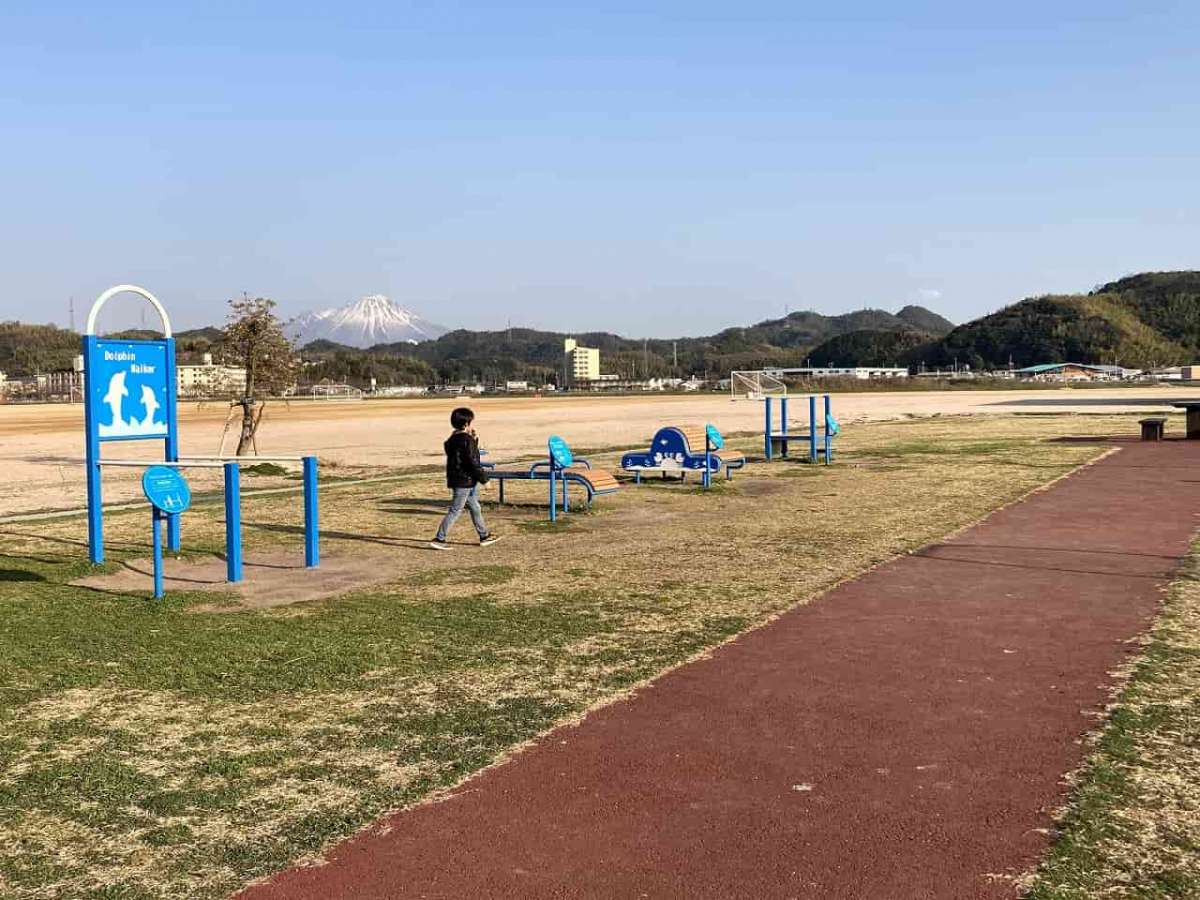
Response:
[140,385,161,429]
[102,372,128,429]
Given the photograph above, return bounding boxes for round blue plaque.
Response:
[705,424,725,450]
[548,435,573,468]
[142,465,191,514]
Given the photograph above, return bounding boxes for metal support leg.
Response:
[224,462,243,582]
[151,507,164,599]
[303,455,319,567]
[809,395,818,462]
[764,398,773,460]
[781,397,789,458]
[824,394,832,464]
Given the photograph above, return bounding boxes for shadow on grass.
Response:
[0,568,45,582]
[244,521,446,552]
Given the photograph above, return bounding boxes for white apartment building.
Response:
[177,353,247,397]
[563,338,601,386]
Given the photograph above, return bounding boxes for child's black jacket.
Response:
[444,432,490,488]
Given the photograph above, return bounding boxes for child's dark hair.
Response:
[450,407,475,430]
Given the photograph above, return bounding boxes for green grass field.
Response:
[0,413,1194,899]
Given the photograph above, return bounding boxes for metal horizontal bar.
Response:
[96,460,229,469]
[176,455,309,462]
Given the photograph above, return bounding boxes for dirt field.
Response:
[0,386,1194,517]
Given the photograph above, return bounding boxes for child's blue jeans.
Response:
[435,486,489,542]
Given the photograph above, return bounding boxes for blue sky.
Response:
[2,2,1198,336]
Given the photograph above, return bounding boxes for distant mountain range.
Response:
[3,271,1197,385]
[284,295,447,348]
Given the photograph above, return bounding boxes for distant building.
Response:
[563,338,601,387]
[36,371,83,399]
[1181,365,1200,381]
[1012,363,1117,382]
[764,366,909,380]
[504,380,530,392]
[177,353,247,397]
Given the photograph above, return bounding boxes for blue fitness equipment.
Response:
[620,424,745,486]
[702,424,723,489]
[484,435,620,521]
[142,465,192,599]
[82,284,320,584]
[763,394,839,463]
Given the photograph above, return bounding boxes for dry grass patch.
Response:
[1023,539,1200,899]
[0,414,1137,898]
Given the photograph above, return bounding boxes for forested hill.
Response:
[910,272,1200,370]
[0,306,949,382]
[390,306,949,383]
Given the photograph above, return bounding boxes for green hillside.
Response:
[0,323,79,376]
[915,288,1193,370]
[384,307,941,384]
[895,305,954,335]
[807,328,934,368]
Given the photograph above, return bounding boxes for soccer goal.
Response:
[729,370,787,401]
[308,381,365,401]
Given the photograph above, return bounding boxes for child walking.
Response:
[430,407,501,550]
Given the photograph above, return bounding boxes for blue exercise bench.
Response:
[621,424,745,485]
[484,436,620,521]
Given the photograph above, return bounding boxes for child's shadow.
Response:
[378,497,544,513]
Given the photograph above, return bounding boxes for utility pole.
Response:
[643,338,648,378]
[69,296,76,332]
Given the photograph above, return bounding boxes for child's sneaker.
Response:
[479,534,502,547]
[429,539,451,551]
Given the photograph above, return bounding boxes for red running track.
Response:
[237,441,1198,899]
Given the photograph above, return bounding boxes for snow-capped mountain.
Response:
[286,295,448,348]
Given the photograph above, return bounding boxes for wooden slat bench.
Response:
[483,436,619,520]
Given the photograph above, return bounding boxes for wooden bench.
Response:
[484,436,619,520]
[621,425,745,482]
[1139,416,1167,441]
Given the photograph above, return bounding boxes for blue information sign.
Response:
[90,340,170,441]
[705,424,725,450]
[142,466,191,514]
[548,435,573,468]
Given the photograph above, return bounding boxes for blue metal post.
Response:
[82,336,105,563]
[561,470,569,511]
[223,462,243,582]
[164,337,181,552]
[809,395,818,462]
[703,434,712,488]
[824,394,833,464]
[303,455,319,567]
[764,398,773,460]
[549,468,557,522]
[780,397,790,458]
[151,507,164,599]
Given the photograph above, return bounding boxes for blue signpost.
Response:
[83,286,179,563]
[82,284,320,584]
[141,466,192,599]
